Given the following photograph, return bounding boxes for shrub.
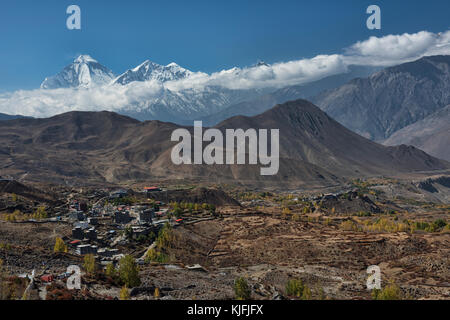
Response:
[433,219,447,229]
[285,279,312,300]
[234,277,251,300]
[119,286,130,300]
[286,279,304,297]
[302,286,312,300]
[340,220,358,231]
[372,283,402,300]
[144,248,169,263]
[105,262,116,278]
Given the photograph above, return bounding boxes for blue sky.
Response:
[1,0,449,91]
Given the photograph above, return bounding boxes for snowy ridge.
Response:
[113,60,193,85]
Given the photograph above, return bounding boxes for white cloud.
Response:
[1,30,450,118]
[0,81,165,118]
[344,30,450,66]
[166,54,347,91]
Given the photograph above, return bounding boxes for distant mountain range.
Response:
[39,55,273,123]
[40,55,194,89]
[312,55,450,141]
[9,55,450,165]
[0,99,446,187]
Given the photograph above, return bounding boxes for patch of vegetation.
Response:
[144,248,169,263]
[120,286,130,300]
[118,255,141,288]
[234,277,251,300]
[54,237,68,253]
[339,220,359,231]
[341,217,447,234]
[105,262,117,279]
[4,207,48,222]
[372,283,402,300]
[83,254,96,274]
[354,211,371,217]
[112,196,136,206]
[0,243,13,251]
[156,222,176,250]
[285,279,312,300]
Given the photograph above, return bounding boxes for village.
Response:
[0,183,222,299]
[0,177,449,300]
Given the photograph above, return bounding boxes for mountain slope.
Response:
[41,55,115,89]
[216,100,447,178]
[312,55,450,140]
[0,100,447,187]
[384,105,450,161]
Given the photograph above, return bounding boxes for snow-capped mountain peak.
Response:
[113,59,193,85]
[40,55,115,89]
[74,54,98,64]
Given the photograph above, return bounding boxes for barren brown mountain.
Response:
[0,99,447,188]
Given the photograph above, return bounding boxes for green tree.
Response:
[119,255,141,288]
[234,277,251,300]
[83,254,96,274]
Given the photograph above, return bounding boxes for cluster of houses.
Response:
[63,187,168,266]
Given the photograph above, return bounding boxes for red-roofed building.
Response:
[41,275,54,283]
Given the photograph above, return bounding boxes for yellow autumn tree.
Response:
[120,286,130,300]
[83,254,96,274]
[54,237,67,253]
